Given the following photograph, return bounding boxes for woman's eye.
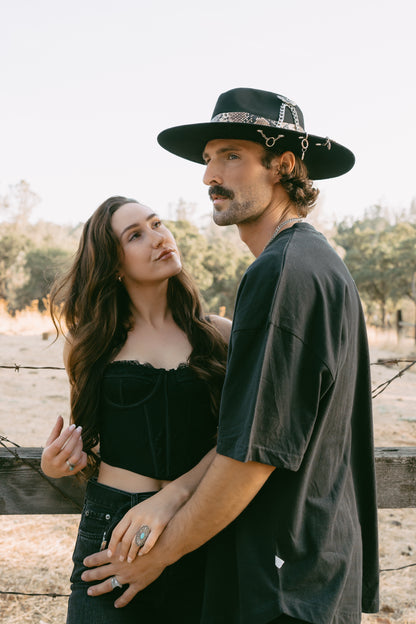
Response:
[153,220,162,229]
[129,231,141,241]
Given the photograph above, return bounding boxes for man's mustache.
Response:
[208,185,234,200]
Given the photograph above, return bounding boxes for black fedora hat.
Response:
[157,88,355,180]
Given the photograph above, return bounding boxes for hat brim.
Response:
[157,122,355,180]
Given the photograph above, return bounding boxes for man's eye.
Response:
[227,153,239,160]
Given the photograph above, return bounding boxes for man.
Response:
[83,88,379,623]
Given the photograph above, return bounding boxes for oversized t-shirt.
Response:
[202,223,379,624]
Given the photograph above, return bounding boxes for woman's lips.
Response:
[155,249,175,261]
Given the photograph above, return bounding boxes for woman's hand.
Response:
[41,415,87,478]
[106,447,216,563]
[107,484,187,563]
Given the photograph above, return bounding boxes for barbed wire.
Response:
[380,562,416,573]
[2,357,416,397]
[371,358,416,398]
[0,590,70,598]
[0,364,65,371]
[1,356,416,601]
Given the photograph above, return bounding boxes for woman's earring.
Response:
[117,276,122,282]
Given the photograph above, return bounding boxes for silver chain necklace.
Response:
[269,217,303,244]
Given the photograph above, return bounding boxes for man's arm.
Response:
[159,453,275,560]
[105,447,217,561]
[82,453,275,608]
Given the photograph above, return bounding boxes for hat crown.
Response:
[211,88,305,132]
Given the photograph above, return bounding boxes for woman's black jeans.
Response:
[66,479,206,624]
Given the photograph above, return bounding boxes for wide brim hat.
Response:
[157,88,355,180]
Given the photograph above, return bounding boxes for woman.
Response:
[41,196,231,623]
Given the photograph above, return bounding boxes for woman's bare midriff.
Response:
[97,461,171,493]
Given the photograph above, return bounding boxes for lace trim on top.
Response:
[108,359,190,373]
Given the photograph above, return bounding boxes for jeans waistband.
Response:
[85,478,158,510]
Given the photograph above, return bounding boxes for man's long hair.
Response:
[50,196,228,478]
[261,149,320,216]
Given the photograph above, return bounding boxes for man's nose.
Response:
[203,161,223,186]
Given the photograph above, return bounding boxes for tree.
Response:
[0,179,40,225]
[390,222,416,300]
[14,248,72,312]
[167,216,252,316]
[167,219,213,293]
[0,232,27,302]
[201,230,252,316]
[0,181,84,311]
[389,222,416,342]
[335,207,416,327]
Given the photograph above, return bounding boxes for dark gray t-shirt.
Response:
[202,223,379,624]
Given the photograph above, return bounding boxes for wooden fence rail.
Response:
[0,447,415,514]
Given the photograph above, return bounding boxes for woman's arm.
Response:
[106,447,216,562]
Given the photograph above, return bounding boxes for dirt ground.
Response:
[0,323,415,623]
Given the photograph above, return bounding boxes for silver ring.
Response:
[111,576,123,590]
[66,460,75,471]
[134,525,151,548]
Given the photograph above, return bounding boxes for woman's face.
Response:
[111,202,182,285]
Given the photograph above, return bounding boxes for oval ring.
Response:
[134,525,151,548]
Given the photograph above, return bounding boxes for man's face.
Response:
[202,139,276,226]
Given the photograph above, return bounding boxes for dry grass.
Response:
[1,516,77,623]
[1,309,416,623]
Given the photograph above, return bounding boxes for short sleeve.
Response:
[217,323,333,471]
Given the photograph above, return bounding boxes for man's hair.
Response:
[261,148,320,216]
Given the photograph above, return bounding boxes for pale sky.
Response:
[1,0,415,226]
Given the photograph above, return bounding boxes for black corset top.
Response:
[98,360,217,481]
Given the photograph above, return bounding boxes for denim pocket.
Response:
[70,502,117,587]
[78,501,114,539]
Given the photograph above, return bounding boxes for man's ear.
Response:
[279,151,296,176]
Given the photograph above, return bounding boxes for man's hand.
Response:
[81,547,167,608]
[82,454,275,608]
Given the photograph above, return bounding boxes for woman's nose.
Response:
[151,230,166,247]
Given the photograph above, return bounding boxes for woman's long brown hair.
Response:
[50,196,228,479]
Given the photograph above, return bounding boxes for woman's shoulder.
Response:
[206,314,232,343]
